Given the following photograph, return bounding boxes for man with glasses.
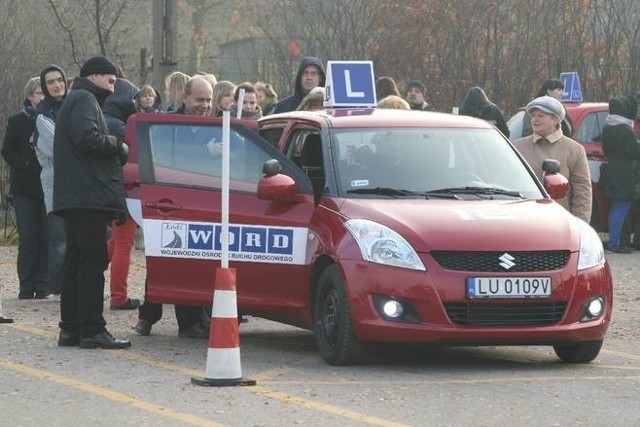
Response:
[53,55,131,349]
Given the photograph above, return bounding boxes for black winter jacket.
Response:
[1,100,43,198]
[460,87,510,137]
[103,78,140,141]
[52,77,126,217]
[268,57,325,114]
[602,96,640,200]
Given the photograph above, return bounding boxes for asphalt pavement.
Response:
[1,246,639,427]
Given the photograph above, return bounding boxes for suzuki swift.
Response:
[126,108,612,365]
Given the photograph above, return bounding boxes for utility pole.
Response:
[152,0,178,92]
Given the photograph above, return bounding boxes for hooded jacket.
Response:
[53,77,126,217]
[103,78,140,141]
[460,87,510,137]
[34,64,67,213]
[268,57,326,114]
[601,95,640,200]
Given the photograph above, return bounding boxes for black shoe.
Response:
[178,322,209,339]
[58,329,80,347]
[133,319,152,336]
[34,291,50,299]
[110,298,141,310]
[79,330,131,349]
[18,292,34,299]
[606,244,633,254]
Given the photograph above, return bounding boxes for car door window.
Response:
[148,123,273,193]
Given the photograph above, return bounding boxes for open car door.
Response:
[127,113,316,314]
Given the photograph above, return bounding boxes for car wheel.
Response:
[313,264,364,365]
[553,339,603,363]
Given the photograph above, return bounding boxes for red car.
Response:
[125,109,612,365]
[508,102,610,230]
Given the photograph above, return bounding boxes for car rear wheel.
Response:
[553,339,603,363]
[313,265,364,365]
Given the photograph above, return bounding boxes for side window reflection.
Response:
[149,123,271,193]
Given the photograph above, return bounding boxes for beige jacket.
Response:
[514,129,592,223]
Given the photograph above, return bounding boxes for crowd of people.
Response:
[2,53,639,348]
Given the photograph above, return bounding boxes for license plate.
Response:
[466,277,552,299]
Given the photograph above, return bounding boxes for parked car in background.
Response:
[508,102,609,230]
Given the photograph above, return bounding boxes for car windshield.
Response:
[330,127,544,199]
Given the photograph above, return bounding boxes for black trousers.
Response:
[138,302,205,332]
[59,210,110,338]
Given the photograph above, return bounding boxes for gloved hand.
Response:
[117,141,129,165]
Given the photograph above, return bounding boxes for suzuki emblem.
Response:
[498,253,515,270]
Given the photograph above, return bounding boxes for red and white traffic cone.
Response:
[192,267,255,387]
[0,284,14,324]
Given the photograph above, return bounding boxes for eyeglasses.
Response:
[107,77,116,85]
[45,77,65,85]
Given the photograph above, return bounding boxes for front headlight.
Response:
[577,218,605,270]
[345,219,426,271]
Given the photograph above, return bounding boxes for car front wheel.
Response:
[313,265,364,365]
[553,339,603,363]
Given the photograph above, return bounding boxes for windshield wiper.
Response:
[346,187,459,199]
[346,187,416,198]
[426,187,523,199]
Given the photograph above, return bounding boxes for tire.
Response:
[553,339,603,363]
[313,265,365,365]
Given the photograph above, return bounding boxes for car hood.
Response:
[337,198,580,252]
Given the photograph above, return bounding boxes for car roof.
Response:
[563,102,608,112]
[259,108,495,130]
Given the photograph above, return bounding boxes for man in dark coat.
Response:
[405,80,435,111]
[53,55,130,349]
[459,86,510,137]
[601,95,640,253]
[1,77,48,299]
[267,56,325,114]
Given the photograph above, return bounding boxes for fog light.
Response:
[382,300,404,318]
[587,298,604,318]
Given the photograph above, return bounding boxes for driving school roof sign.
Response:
[559,71,583,102]
[324,61,376,108]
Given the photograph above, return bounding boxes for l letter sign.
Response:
[324,61,376,108]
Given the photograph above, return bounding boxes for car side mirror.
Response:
[542,159,569,200]
[258,159,297,201]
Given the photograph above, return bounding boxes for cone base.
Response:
[0,317,14,324]
[191,376,256,387]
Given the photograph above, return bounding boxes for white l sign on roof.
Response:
[324,61,376,108]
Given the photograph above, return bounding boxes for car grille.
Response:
[431,251,570,272]
[444,302,567,326]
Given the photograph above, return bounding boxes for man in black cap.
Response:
[405,80,434,111]
[53,55,131,349]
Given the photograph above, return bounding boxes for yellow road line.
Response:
[0,358,222,427]
[6,324,408,427]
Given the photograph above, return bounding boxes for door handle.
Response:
[145,201,183,212]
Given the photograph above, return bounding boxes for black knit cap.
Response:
[406,80,426,95]
[80,55,118,77]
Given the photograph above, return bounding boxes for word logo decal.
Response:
[145,219,307,265]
